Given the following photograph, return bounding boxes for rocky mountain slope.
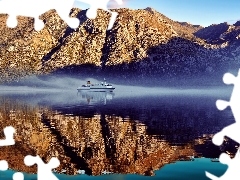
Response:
[0,7,240,83]
[194,21,240,44]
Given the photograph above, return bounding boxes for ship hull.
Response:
[77,88,115,92]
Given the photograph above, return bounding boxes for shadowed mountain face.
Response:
[0,8,240,83]
[194,23,230,43]
[194,22,240,44]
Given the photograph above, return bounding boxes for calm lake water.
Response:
[0,86,236,179]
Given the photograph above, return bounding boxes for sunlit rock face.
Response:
[0,8,240,82]
[0,97,237,176]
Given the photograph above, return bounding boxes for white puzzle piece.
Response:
[12,172,24,180]
[0,0,79,30]
[0,0,123,31]
[76,0,122,29]
[0,160,8,171]
[206,69,240,179]
[206,150,240,180]
[24,155,60,180]
[0,126,15,146]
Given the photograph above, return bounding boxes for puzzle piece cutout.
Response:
[216,69,240,122]
[212,70,240,146]
[0,126,59,179]
[0,0,122,31]
[0,154,60,180]
[205,69,240,179]
[0,160,8,171]
[0,0,80,31]
[76,0,122,30]
[0,126,24,180]
[0,126,15,146]
[12,172,24,180]
[24,155,60,180]
[0,159,27,180]
[206,150,240,180]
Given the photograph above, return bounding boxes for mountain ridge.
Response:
[0,7,239,84]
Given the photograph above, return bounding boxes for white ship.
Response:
[77,79,115,92]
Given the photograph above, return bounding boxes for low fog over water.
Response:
[0,75,232,95]
[0,75,233,107]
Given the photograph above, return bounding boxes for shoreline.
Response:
[0,158,227,180]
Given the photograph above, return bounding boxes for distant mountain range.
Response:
[0,7,240,84]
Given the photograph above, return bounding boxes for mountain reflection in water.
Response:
[77,91,114,105]
[0,90,237,176]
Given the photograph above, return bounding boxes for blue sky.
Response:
[74,0,240,27]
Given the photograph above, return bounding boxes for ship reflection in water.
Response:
[77,91,114,105]
[0,91,236,177]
